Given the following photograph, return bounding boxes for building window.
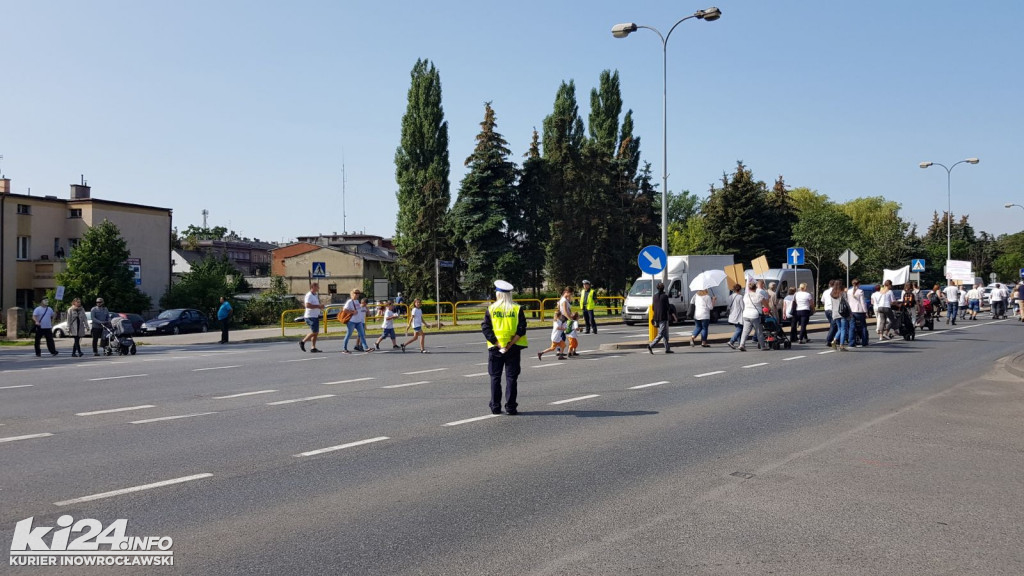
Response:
[68,208,82,219]
[16,236,30,260]
[17,204,31,215]
[68,238,81,254]
[54,238,65,259]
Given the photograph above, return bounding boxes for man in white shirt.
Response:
[32,298,59,357]
[942,284,960,325]
[965,285,982,320]
[847,279,869,346]
[299,282,325,353]
[821,280,836,346]
[990,283,1007,319]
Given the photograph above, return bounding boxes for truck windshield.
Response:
[628,279,653,297]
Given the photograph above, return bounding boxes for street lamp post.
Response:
[612,7,721,284]
[919,158,979,270]
[1006,203,1024,211]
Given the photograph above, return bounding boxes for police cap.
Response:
[494,280,514,293]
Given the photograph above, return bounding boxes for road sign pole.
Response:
[435,258,441,328]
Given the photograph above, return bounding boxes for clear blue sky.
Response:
[3,0,1020,246]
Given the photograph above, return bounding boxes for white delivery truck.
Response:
[622,255,734,325]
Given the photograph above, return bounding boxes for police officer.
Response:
[481,280,528,415]
[579,279,597,334]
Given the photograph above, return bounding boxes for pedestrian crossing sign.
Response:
[312,262,327,278]
[911,259,926,273]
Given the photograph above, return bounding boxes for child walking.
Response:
[374,301,400,350]
[401,299,427,353]
[537,312,567,361]
[566,312,580,357]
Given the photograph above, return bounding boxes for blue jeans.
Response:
[344,321,368,350]
[691,319,710,342]
[835,317,850,345]
[947,302,958,322]
[851,312,868,345]
[728,323,743,345]
[825,311,836,344]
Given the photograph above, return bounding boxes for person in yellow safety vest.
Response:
[481,279,528,415]
[579,279,598,334]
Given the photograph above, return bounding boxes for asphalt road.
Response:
[1,318,1022,575]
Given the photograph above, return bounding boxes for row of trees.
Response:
[391,59,1023,298]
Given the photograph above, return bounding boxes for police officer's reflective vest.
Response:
[487,302,527,348]
[579,289,596,311]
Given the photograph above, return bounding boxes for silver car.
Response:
[52,311,92,338]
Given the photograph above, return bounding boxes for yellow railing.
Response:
[597,295,624,316]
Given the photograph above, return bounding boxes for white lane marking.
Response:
[443,414,501,427]
[131,412,218,424]
[0,433,53,443]
[782,356,806,361]
[818,350,835,355]
[533,363,567,369]
[629,381,670,390]
[323,377,375,385]
[381,381,430,389]
[294,436,390,457]
[474,362,489,366]
[76,405,156,416]
[87,374,148,381]
[54,473,213,506]
[694,371,725,378]
[281,357,327,363]
[464,372,489,378]
[213,389,277,399]
[192,365,241,372]
[742,363,768,368]
[402,368,448,375]
[0,384,33,390]
[266,394,335,406]
[550,394,600,405]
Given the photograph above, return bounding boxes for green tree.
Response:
[992,231,1024,281]
[53,220,151,313]
[764,176,798,259]
[542,80,587,289]
[792,201,859,293]
[160,255,244,319]
[701,162,775,265]
[515,130,550,296]
[394,59,452,300]
[669,214,715,254]
[451,102,519,296]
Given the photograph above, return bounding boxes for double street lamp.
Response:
[919,157,979,266]
[612,7,722,283]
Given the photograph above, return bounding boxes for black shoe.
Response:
[505,410,518,415]
[51,351,59,356]
[491,409,502,415]
[299,341,306,352]
[400,344,406,352]
[647,344,654,355]
[310,348,322,353]
[665,349,675,354]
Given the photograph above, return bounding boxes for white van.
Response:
[622,255,734,325]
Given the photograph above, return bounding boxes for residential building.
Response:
[184,235,275,276]
[0,178,171,312]
[272,238,396,302]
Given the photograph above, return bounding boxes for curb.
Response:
[1004,351,1024,380]
[601,320,834,351]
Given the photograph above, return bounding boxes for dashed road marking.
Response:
[782,356,806,361]
[629,381,670,390]
[281,357,327,363]
[131,412,218,424]
[403,368,448,375]
[533,363,567,369]
[742,363,768,368]
[193,365,241,372]
[694,371,725,378]
[381,381,430,389]
[266,394,335,406]
[323,377,375,385]
[87,374,148,381]
[464,372,489,378]
[550,394,600,405]
[54,473,213,506]
[818,350,835,355]
[294,436,390,457]
[213,389,277,399]
[0,433,53,443]
[76,405,156,416]
[443,414,500,427]
[0,385,33,390]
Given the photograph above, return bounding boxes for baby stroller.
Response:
[103,316,138,356]
[917,297,935,331]
[760,309,791,350]
[892,302,916,341]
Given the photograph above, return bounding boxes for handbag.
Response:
[337,309,354,324]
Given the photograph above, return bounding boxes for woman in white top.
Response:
[726,284,745,349]
[736,282,768,352]
[783,287,797,342]
[689,290,717,347]
[342,292,371,354]
[793,282,814,344]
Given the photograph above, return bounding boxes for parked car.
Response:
[52,311,92,338]
[291,306,342,323]
[140,309,209,335]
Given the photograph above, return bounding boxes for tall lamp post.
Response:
[612,7,721,283]
[919,157,979,268]
[1006,203,1024,212]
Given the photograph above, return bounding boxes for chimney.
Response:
[0,178,10,194]
[71,184,91,199]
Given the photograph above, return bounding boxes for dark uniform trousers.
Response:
[488,345,522,412]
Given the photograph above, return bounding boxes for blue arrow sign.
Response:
[911,259,926,273]
[787,247,805,266]
[1019,268,1024,279]
[637,245,667,275]
[311,262,326,278]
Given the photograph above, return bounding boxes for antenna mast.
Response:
[202,209,209,229]
[342,156,347,234]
